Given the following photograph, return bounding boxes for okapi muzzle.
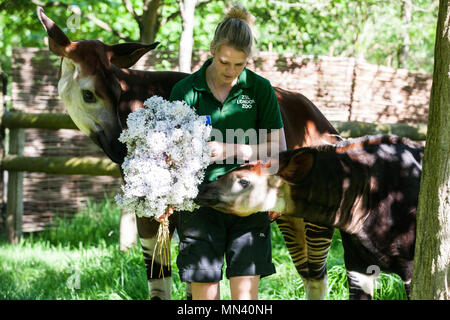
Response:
[195,160,284,217]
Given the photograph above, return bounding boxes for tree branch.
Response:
[178,0,185,20]
[271,0,329,8]
[84,12,133,41]
[162,0,212,25]
[30,0,134,42]
[122,0,139,21]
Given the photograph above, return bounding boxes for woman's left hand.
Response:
[208,141,227,162]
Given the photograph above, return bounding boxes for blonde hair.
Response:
[211,2,255,56]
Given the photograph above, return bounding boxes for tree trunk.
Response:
[140,0,162,43]
[178,0,197,73]
[5,128,24,243]
[411,0,450,300]
[398,0,412,68]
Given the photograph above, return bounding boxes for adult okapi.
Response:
[37,7,341,300]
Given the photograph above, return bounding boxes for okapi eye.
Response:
[239,178,250,188]
[82,90,96,103]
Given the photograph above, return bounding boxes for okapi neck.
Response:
[272,181,296,214]
[113,67,188,102]
[111,67,188,127]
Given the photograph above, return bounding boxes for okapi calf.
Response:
[196,135,423,299]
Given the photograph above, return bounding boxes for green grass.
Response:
[0,198,407,300]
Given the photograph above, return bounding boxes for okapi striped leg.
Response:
[403,281,411,300]
[340,232,376,300]
[136,215,177,300]
[304,221,334,299]
[119,209,138,251]
[276,215,308,277]
[302,276,328,300]
[186,282,192,300]
[346,270,375,300]
[276,215,333,300]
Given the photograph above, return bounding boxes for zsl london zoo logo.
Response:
[237,95,255,109]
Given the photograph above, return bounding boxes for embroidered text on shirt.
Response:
[237,95,255,109]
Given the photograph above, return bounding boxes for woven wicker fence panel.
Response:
[11,48,64,113]
[135,50,431,123]
[350,62,431,123]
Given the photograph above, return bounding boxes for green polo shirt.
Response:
[169,58,283,182]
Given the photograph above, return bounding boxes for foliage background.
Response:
[0,0,439,74]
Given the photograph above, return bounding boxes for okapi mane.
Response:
[280,134,422,175]
[332,134,422,154]
[280,135,414,160]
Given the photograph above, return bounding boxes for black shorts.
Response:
[176,206,276,283]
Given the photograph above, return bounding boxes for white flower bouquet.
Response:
[115,96,212,220]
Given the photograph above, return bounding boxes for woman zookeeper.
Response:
[169,3,287,300]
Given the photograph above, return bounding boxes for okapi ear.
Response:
[250,160,263,176]
[247,159,272,176]
[37,6,72,57]
[108,42,160,68]
[277,150,315,183]
[262,160,272,169]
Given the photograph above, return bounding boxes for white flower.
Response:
[116,96,212,219]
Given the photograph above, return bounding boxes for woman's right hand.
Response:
[208,141,226,162]
[156,206,174,223]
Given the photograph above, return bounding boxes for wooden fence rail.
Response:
[1,155,121,177]
[1,111,78,130]
[0,110,120,243]
[0,110,428,243]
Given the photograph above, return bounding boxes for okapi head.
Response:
[37,6,159,163]
[195,150,317,217]
[195,160,287,216]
